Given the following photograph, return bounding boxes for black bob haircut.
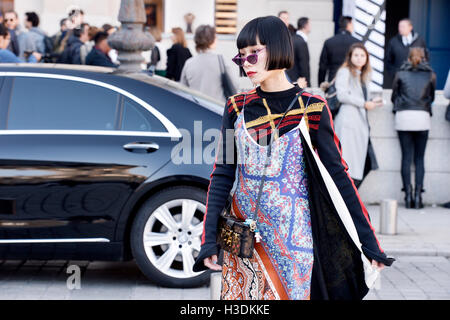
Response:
[236,16,293,77]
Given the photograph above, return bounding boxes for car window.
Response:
[121,97,165,132]
[7,77,119,130]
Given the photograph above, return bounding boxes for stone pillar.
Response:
[108,0,155,73]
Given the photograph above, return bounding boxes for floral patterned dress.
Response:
[220,106,314,300]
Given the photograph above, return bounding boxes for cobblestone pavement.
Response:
[0,255,449,300]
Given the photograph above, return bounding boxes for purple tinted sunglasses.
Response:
[232,47,266,66]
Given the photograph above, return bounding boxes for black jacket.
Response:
[391,61,436,114]
[385,32,428,79]
[286,33,310,86]
[86,47,118,68]
[58,35,83,64]
[318,30,360,86]
[7,29,20,57]
[166,43,192,81]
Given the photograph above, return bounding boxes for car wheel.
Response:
[130,186,210,288]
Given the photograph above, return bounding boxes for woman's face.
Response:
[0,34,11,50]
[238,38,272,85]
[350,48,367,70]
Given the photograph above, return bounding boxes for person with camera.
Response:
[0,24,41,63]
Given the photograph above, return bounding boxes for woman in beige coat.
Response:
[333,43,382,188]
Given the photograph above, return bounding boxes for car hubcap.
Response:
[143,199,205,279]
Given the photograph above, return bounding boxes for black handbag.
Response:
[320,78,341,117]
[218,54,237,99]
[217,90,305,258]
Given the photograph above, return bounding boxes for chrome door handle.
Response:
[123,142,159,153]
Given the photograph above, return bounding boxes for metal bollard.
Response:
[210,271,222,300]
[380,199,398,235]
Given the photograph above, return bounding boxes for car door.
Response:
[0,73,180,245]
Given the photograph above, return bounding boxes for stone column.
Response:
[108,0,155,73]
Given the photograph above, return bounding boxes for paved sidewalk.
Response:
[364,255,450,300]
[366,204,450,258]
[0,205,448,300]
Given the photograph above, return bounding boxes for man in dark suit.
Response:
[385,18,428,88]
[286,17,310,87]
[318,16,360,86]
[86,31,117,68]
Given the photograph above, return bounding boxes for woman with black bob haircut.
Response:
[193,16,394,300]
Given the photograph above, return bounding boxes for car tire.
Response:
[130,186,211,288]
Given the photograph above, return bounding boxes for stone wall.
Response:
[357,90,449,205]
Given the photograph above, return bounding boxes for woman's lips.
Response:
[246,71,257,77]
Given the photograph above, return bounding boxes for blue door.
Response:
[410,0,450,89]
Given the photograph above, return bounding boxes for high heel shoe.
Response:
[402,184,413,209]
[414,184,424,209]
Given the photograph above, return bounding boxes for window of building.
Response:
[215,0,237,34]
[145,0,164,33]
[0,0,14,15]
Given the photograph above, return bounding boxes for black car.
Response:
[0,64,224,288]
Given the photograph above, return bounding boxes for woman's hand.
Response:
[32,52,42,62]
[296,77,308,88]
[372,259,385,271]
[364,101,378,110]
[204,255,222,271]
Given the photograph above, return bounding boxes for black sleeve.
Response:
[391,72,400,109]
[312,103,395,266]
[193,101,238,272]
[298,41,309,81]
[428,72,436,116]
[165,48,176,80]
[385,40,395,77]
[318,42,328,86]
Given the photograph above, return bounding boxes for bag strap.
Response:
[251,89,306,224]
[218,54,225,74]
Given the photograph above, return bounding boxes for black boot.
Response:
[414,185,424,209]
[402,184,414,209]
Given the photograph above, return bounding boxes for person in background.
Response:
[166,27,192,81]
[67,7,84,29]
[318,16,360,86]
[80,26,99,64]
[0,24,40,63]
[51,18,69,54]
[0,12,3,24]
[385,18,428,88]
[333,43,382,188]
[102,24,116,35]
[4,10,36,60]
[391,48,435,209]
[286,17,311,88]
[56,8,83,55]
[180,25,238,102]
[58,23,89,64]
[102,24,118,64]
[278,10,295,36]
[24,12,46,54]
[86,31,117,68]
[147,26,167,76]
